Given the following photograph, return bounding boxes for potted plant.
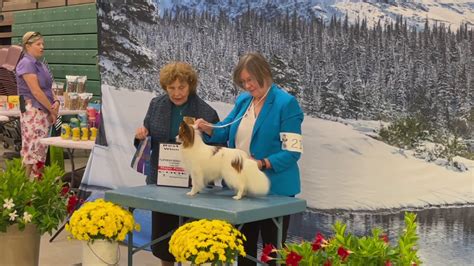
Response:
[262,212,421,266]
[169,219,247,265]
[0,158,68,265]
[65,198,140,266]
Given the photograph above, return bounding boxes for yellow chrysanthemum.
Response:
[169,219,246,264]
[65,199,139,243]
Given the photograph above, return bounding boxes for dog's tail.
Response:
[243,159,270,196]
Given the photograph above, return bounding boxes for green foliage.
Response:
[0,159,67,235]
[439,135,468,163]
[379,116,431,149]
[274,212,421,266]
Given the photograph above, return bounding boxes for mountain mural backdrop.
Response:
[98,0,473,137]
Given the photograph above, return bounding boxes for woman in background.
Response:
[134,61,220,266]
[16,31,59,178]
[196,52,304,266]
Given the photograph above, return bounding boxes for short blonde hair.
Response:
[232,53,273,89]
[22,31,43,48]
[159,62,198,94]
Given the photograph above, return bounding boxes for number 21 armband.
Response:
[280,132,303,153]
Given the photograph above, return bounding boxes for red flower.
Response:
[337,246,350,261]
[380,233,389,243]
[67,195,79,214]
[36,161,45,170]
[385,260,393,266]
[261,244,275,263]
[60,186,70,196]
[285,251,302,266]
[32,161,46,180]
[323,259,332,266]
[312,232,326,251]
[261,253,273,263]
[262,244,275,255]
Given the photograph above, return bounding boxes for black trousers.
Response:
[238,215,290,266]
[151,212,180,262]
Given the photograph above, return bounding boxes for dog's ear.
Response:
[183,116,196,125]
[179,120,194,148]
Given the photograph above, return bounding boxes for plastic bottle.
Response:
[72,127,80,141]
[90,127,97,141]
[81,127,89,141]
[61,124,71,139]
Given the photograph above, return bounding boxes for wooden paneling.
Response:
[14,4,96,24]
[38,0,66,8]
[2,2,100,96]
[2,2,37,12]
[0,12,14,26]
[12,34,98,50]
[0,32,12,38]
[68,0,95,5]
[1,0,95,11]
[13,18,97,36]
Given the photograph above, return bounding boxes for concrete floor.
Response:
[0,146,159,266]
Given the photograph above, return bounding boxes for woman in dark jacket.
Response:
[134,62,219,266]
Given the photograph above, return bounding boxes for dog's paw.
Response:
[232,195,242,200]
[186,191,197,196]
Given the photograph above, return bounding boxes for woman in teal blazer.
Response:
[196,53,304,266]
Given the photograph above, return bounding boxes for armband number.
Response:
[280,132,303,153]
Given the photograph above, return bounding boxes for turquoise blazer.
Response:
[206,84,304,196]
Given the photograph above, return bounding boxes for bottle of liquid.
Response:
[72,127,80,141]
[81,127,89,141]
[61,124,71,139]
[90,127,97,141]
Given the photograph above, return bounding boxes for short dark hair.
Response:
[232,53,273,89]
[159,62,198,94]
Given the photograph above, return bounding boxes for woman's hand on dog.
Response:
[195,118,213,136]
[135,126,149,140]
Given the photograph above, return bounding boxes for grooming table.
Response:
[105,185,307,266]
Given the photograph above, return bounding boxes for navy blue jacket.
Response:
[138,94,220,185]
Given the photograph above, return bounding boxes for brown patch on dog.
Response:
[183,116,196,125]
[212,146,223,156]
[178,121,194,148]
[231,155,243,173]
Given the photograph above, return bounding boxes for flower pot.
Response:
[0,224,40,266]
[82,239,120,266]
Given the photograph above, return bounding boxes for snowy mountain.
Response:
[153,0,473,30]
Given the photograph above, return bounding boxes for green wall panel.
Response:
[50,64,100,81]
[14,4,97,24]
[13,19,97,37]
[11,34,98,50]
[12,4,101,97]
[44,50,98,65]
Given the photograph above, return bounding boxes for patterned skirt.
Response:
[20,101,51,170]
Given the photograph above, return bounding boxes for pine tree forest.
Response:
[99,5,474,137]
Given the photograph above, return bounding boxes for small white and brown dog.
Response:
[177,121,270,200]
